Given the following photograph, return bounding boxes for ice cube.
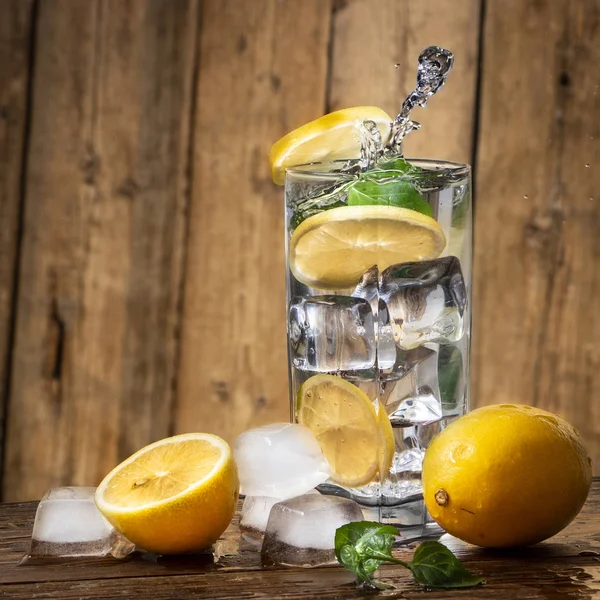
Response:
[241,490,320,535]
[27,487,134,559]
[380,257,466,349]
[240,496,283,534]
[234,423,331,498]
[382,346,442,426]
[261,494,364,567]
[288,295,375,372]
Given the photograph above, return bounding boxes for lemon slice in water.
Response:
[289,205,446,289]
[298,374,385,488]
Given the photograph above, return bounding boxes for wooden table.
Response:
[1,481,599,599]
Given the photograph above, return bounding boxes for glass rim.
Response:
[285,158,471,180]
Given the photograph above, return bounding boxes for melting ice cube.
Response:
[380,257,466,350]
[240,496,284,534]
[288,295,375,372]
[261,494,364,567]
[27,487,134,559]
[234,423,331,498]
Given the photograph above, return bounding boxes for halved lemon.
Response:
[289,205,446,289]
[270,106,392,185]
[298,374,383,487]
[95,433,239,554]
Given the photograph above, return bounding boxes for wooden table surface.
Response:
[1,480,599,599]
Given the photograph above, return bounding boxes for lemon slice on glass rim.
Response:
[269,106,392,185]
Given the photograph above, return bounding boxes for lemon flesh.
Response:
[95,433,239,554]
[422,404,592,548]
[270,106,392,185]
[298,374,386,488]
[378,405,395,477]
[289,205,446,289]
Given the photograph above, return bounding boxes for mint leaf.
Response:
[438,346,464,410]
[375,157,414,173]
[409,541,485,588]
[335,522,400,587]
[348,179,433,217]
[335,523,484,591]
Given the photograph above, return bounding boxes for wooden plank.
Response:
[0,0,35,498]
[3,0,199,501]
[175,1,332,443]
[472,0,600,473]
[1,480,599,597]
[329,0,481,164]
[1,559,599,600]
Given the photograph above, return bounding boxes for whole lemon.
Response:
[422,404,592,548]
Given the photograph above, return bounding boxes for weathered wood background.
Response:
[0,0,598,501]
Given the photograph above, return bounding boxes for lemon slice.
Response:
[270,106,392,185]
[95,433,239,554]
[298,374,381,487]
[378,405,395,477]
[289,205,446,289]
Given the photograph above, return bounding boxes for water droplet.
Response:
[590,197,594,201]
[523,195,529,200]
[585,164,590,168]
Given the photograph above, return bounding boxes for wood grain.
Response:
[472,0,600,473]
[175,0,333,443]
[329,0,481,164]
[3,0,198,501]
[0,0,35,498]
[1,480,599,598]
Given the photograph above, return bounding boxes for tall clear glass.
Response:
[285,159,472,534]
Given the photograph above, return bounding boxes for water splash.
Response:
[386,46,454,156]
[359,119,384,170]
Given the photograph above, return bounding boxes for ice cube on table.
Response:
[288,295,375,372]
[381,257,467,349]
[27,487,134,559]
[240,496,283,534]
[234,423,331,498]
[241,491,320,535]
[261,494,364,567]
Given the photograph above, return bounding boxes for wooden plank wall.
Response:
[0,0,598,501]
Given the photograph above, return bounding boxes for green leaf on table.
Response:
[348,179,433,217]
[335,523,484,592]
[335,522,400,587]
[409,541,486,588]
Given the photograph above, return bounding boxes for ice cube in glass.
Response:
[289,295,375,372]
[381,257,466,350]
